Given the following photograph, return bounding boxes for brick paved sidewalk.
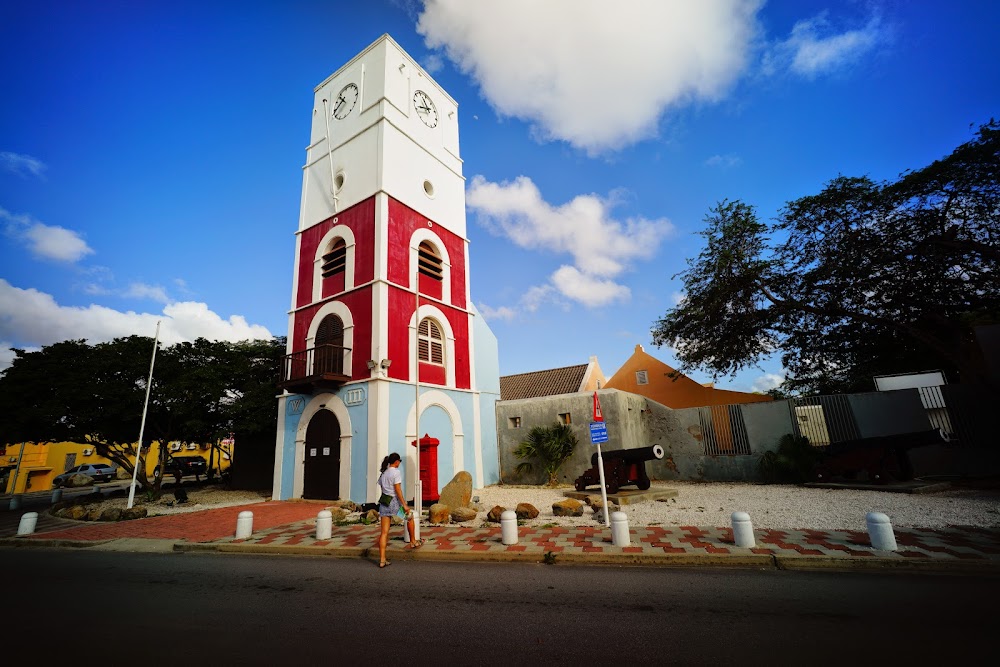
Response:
[208,514,1000,565]
[10,500,1000,569]
[22,502,324,542]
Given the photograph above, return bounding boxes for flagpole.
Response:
[127,321,160,509]
[412,262,422,542]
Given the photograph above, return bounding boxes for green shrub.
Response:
[756,434,820,483]
[514,422,578,486]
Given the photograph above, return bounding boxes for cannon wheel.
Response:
[574,479,587,492]
[637,478,651,491]
[606,478,620,494]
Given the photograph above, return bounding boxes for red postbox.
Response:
[410,434,440,503]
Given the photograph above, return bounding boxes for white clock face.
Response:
[413,90,438,128]
[333,83,358,119]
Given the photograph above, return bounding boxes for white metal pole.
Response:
[127,321,160,509]
[8,443,26,496]
[596,444,610,527]
[412,261,421,542]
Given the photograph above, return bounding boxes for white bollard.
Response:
[17,512,38,536]
[316,510,332,540]
[866,512,897,551]
[51,488,63,504]
[235,510,254,539]
[501,510,518,545]
[610,511,630,547]
[731,511,756,548]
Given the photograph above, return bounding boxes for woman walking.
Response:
[377,452,422,567]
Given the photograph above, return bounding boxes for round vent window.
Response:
[423,179,435,198]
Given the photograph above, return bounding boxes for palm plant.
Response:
[514,423,578,487]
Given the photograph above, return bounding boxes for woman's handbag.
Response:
[379,492,394,507]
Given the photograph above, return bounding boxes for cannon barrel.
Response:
[590,444,664,467]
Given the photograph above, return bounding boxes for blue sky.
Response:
[1,1,998,393]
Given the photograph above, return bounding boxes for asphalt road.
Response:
[2,549,995,665]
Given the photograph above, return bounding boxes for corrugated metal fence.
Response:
[696,385,990,456]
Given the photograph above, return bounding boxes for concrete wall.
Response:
[497,390,650,486]
[494,387,981,484]
[496,390,795,485]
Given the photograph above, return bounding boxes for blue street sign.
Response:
[589,422,608,444]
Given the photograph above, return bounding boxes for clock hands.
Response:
[334,95,346,115]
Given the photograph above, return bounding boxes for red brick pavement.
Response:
[28,502,325,542]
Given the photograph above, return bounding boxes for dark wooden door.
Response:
[303,410,341,499]
[315,315,344,375]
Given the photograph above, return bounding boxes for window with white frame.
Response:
[418,241,443,281]
[418,318,445,365]
[321,238,347,278]
[636,370,649,385]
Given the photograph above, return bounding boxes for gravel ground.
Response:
[473,481,1000,532]
[72,481,1000,532]
[81,487,272,517]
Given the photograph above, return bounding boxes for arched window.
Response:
[321,238,347,278]
[418,241,443,281]
[315,314,345,375]
[418,318,444,366]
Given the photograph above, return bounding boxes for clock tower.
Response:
[272,35,501,504]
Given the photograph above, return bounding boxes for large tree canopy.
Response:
[653,120,999,395]
[0,336,285,489]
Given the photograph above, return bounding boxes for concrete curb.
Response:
[774,554,1000,573]
[0,537,114,549]
[4,536,999,574]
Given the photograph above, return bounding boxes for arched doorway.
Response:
[315,314,344,375]
[303,409,341,499]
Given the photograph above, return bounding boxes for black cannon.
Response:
[574,445,665,494]
[813,429,944,484]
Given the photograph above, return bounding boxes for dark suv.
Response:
[154,456,208,482]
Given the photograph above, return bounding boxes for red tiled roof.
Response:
[500,364,588,401]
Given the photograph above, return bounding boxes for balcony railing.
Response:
[278,344,351,393]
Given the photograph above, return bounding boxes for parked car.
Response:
[52,463,117,487]
[153,455,208,481]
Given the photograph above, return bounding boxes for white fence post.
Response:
[235,510,254,539]
[731,511,756,548]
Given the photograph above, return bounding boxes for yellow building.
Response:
[1,440,233,494]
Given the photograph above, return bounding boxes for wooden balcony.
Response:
[278,344,351,393]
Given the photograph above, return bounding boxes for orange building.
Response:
[604,344,771,409]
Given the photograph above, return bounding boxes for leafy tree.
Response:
[653,120,1000,395]
[0,336,284,490]
[514,423,579,486]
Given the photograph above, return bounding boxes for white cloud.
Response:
[0,279,272,370]
[751,372,786,393]
[421,53,445,74]
[417,0,761,153]
[476,303,516,322]
[0,342,18,369]
[0,151,46,178]
[705,153,742,168]
[23,223,94,262]
[766,13,883,78]
[670,291,686,306]
[124,282,170,303]
[467,175,673,309]
[1,206,94,263]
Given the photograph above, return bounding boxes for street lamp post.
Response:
[127,321,160,510]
